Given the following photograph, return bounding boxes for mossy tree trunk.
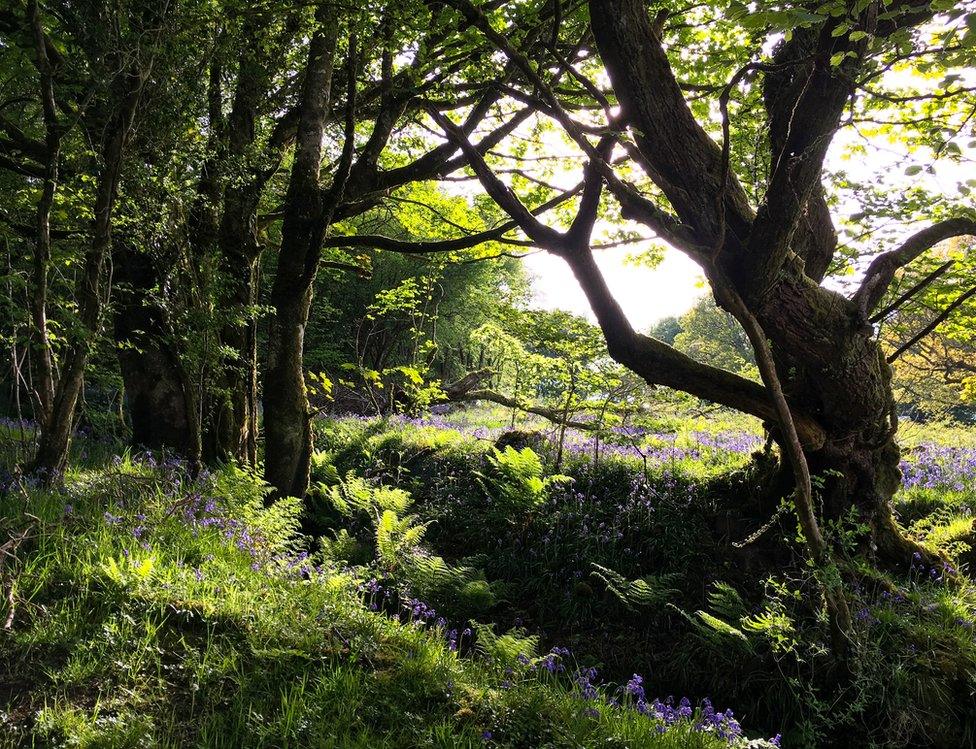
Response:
[263,5,347,499]
[33,58,148,479]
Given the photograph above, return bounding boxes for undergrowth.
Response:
[311,414,976,748]
[0,450,775,748]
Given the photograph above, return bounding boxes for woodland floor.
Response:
[1,407,975,748]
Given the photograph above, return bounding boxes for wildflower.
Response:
[540,654,563,673]
[625,673,645,702]
[574,667,599,700]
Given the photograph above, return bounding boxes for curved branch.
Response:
[887,284,976,364]
[852,217,976,319]
[427,107,565,250]
[450,388,595,430]
[560,246,826,447]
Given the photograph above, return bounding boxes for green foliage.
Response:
[590,564,681,613]
[479,446,569,516]
[671,298,758,380]
[0,454,747,749]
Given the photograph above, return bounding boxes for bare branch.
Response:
[870,259,953,323]
[887,284,976,363]
[427,107,565,250]
[852,217,976,319]
[559,245,826,447]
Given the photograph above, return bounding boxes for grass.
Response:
[0,450,770,748]
[2,407,974,747]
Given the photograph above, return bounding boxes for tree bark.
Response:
[263,6,342,499]
[113,242,201,466]
[204,22,293,465]
[27,0,60,426]
[207,184,263,464]
[32,62,146,479]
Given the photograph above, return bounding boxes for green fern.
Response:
[471,622,539,664]
[708,581,748,622]
[328,473,413,519]
[478,446,570,516]
[590,563,679,611]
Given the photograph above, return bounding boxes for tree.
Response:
[260,0,545,499]
[647,316,680,346]
[673,297,757,379]
[346,0,976,647]
[1,0,181,479]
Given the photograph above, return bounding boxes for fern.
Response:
[472,622,539,664]
[376,509,430,571]
[742,606,798,654]
[708,581,748,622]
[590,563,679,611]
[328,473,413,519]
[665,581,755,654]
[667,603,753,653]
[478,446,570,517]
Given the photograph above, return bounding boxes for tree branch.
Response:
[887,284,976,363]
[322,178,585,254]
[870,259,953,324]
[558,244,826,447]
[852,217,976,319]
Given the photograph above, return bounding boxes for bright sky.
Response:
[523,246,706,331]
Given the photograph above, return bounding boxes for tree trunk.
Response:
[756,278,913,563]
[206,186,262,464]
[202,25,284,465]
[32,62,145,480]
[113,242,201,466]
[27,0,60,427]
[263,6,341,499]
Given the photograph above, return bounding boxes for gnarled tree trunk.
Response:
[579,0,952,567]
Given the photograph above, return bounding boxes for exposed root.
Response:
[873,509,946,572]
